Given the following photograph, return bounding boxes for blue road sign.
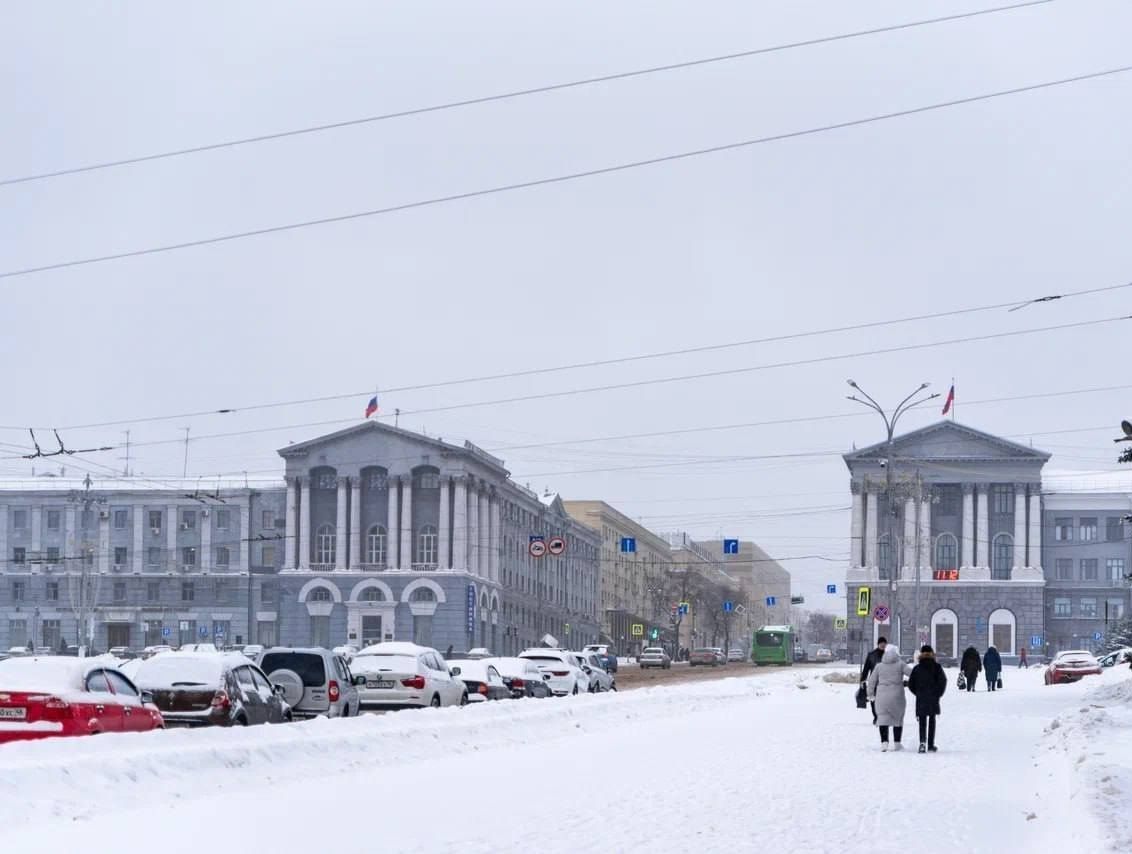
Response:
[1094,631,1103,642]
[826,584,837,594]
[620,537,636,553]
[162,627,171,638]
[766,596,777,607]
[214,626,225,637]
[199,626,209,637]
[465,584,476,634]
[678,603,689,615]
[723,539,739,555]
[1030,635,1042,648]
[723,601,733,612]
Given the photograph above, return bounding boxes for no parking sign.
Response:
[873,605,890,623]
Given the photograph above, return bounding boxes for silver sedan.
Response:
[639,647,672,669]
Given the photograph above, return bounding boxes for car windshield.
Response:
[260,652,327,687]
[643,648,664,654]
[132,655,224,689]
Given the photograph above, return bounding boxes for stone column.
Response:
[452,478,468,571]
[133,504,144,573]
[976,486,990,568]
[479,491,490,580]
[1013,484,1027,571]
[490,496,501,582]
[239,501,250,572]
[285,477,298,569]
[919,494,932,571]
[350,479,362,569]
[335,477,348,571]
[201,509,212,573]
[1028,489,1042,569]
[438,478,451,569]
[849,482,864,569]
[298,479,311,570]
[469,487,481,576]
[961,484,975,568]
[903,496,917,573]
[167,504,178,571]
[31,505,42,555]
[98,513,110,573]
[399,479,413,569]
[864,487,878,569]
[386,479,399,568]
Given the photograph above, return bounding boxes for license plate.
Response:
[368,680,395,689]
[0,707,27,719]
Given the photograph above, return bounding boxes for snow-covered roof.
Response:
[0,475,281,495]
[1042,469,1132,495]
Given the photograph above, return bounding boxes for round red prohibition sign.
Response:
[547,536,566,555]
[529,539,547,558]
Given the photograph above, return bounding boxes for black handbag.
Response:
[997,676,1003,689]
[957,673,966,690]
[855,684,868,709]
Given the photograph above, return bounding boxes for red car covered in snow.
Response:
[0,656,164,743]
[1043,650,1103,686]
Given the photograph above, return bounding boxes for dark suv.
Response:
[131,652,291,727]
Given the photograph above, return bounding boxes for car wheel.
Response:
[460,692,469,707]
[267,668,305,708]
[430,695,441,708]
[236,715,248,727]
[572,684,579,696]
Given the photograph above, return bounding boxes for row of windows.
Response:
[1052,516,1124,543]
[10,545,240,568]
[6,507,254,532]
[306,585,436,604]
[311,471,442,491]
[1051,597,1126,620]
[1053,558,1126,582]
[310,524,437,566]
[9,577,243,604]
[877,532,1018,577]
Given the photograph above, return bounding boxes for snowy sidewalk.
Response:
[1,664,1121,853]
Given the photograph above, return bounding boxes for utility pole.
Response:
[182,428,191,478]
[66,474,106,656]
[120,430,132,477]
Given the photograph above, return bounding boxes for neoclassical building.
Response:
[844,421,1049,662]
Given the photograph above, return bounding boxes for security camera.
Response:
[878,458,888,468]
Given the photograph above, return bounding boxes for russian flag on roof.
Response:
[365,395,379,418]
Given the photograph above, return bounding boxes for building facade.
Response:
[844,422,1049,663]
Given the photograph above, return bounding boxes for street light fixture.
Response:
[847,381,940,652]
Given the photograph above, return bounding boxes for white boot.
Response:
[881,742,889,752]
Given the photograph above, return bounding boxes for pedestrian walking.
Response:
[908,644,947,753]
[984,646,1002,691]
[960,646,981,692]
[860,636,888,725]
[1018,647,1028,669]
[866,645,912,751]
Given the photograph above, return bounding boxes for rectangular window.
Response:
[1108,558,1126,583]
[935,486,959,517]
[1054,518,1073,541]
[1107,599,1125,621]
[256,621,277,647]
[181,581,195,602]
[1080,518,1098,542]
[114,546,128,568]
[261,510,275,529]
[41,619,61,651]
[46,546,60,563]
[12,509,27,530]
[1053,598,1071,618]
[215,509,231,530]
[1082,559,1099,581]
[992,486,1014,514]
[146,581,161,602]
[149,510,163,532]
[182,546,196,568]
[181,510,196,530]
[8,620,27,647]
[215,546,230,568]
[1080,598,1098,618]
[12,547,26,565]
[113,509,128,530]
[214,580,230,604]
[46,510,61,530]
[113,582,127,603]
[1107,517,1124,542]
[11,581,25,602]
[46,581,59,601]
[1055,559,1073,580]
[147,546,162,567]
[261,545,275,567]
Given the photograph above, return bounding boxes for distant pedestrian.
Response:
[860,636,888,724]
[445,644,453,658]
[866,645,912,751]
[908,644,947,753]
[960,646,981,692]
[1018,647,1028,669]
[984,646,1002,691]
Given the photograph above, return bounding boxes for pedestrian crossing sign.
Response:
[856,587,871,617]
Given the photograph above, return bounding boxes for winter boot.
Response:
[928,745,938,753]
[918,743,927,754]
[881,742,889,752]
[893,743,904,751]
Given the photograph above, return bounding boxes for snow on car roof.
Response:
[356,642,430,658]
[0,656,98,692]
[482,657,539,675]
[448,660,494,681]
[131,654,242,689]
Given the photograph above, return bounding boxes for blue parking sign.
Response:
[1094,631,1103,642]
[162,627,171,638]
[199,626,209,637]
[827,584,837,594]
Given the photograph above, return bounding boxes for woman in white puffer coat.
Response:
[866,645,913,751]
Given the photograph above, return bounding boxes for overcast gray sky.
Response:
[2,0,1131,607]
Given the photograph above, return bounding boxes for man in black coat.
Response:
[859,637,887,724]
[908,644,948,753]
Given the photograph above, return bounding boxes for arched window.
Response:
[992,533,1013,580]
[410,586,436,603]
[988,608,1016,655]
[366,524,387,566]
[360,587,384,602]
[364,468,388,490]
[315,524,336,565]
[414,470,441,490]
[309,587,333,603]
[417,525,438,565]
[935,533,958,571]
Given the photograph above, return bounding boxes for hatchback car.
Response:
[689,648,721,667]
[258,648,362,718]
[448,660,512,702]
[351,642,467,710]
[639,647,672,669]
[485,657,554,698]
[1044,650,1103,685]
[131,652,290,727]
[519,648,588,696]
[0,656,164,742]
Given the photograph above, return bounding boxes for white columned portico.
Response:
[468,487,480,576]
[438,478,451,569]
[918,494,932,573]
[133,504,144,573]
[961,484,975,568]
[350,478,362,569]
[1028,489,1041,569]
[478,492,489,580]
[335,477,348,571]
[903,496,916,575]
[399,479,413,569]
[976,486,990,568]
[849,482,864,569]
[285,477,298,569]
[1013,484,1027,572]
[864,487,878,569]
[452,478,468,571]
[298,478,311,570]
[387,479,399,568]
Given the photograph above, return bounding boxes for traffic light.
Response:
[649,628,659,640]
[856,586,871,617]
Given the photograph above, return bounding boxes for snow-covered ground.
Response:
[1,664,1129,853]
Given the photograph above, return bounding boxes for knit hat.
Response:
[920,644,934,654]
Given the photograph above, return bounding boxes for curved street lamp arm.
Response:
[893,392,940,426]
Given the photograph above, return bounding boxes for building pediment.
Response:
[844,421,1050,466]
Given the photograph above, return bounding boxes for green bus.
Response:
[752,625,795,666]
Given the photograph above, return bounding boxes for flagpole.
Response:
[951,377,956,421]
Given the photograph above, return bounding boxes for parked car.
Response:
[1098,647,1132,668]
[710,648,727,665]
[141,645,173,659]
[575,652,615,692]
[1044,650,1103,685]
[240,644,264,660]
[332,645,359,663]
[727,648,747,663]
[448,660,512,702]
[180,643,219,654]
[351,642,468,709]
[793,647,807,663]
[639,647,672,669]
[108,647,138,660]
[258,648,362,718]
[518,648,588,696]
[486,657,554,698]
[813,648,834,663]
[0,656,164,742]
[689,648,721,667]
[582,643,618,673]
[130,652,290,727]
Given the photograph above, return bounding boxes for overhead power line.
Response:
[3,61,1130,282]
[0,0,1056,188]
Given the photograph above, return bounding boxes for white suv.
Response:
[519,648,588,696]
[351,642,467,710]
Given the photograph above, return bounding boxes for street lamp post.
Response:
[847,381,939,651]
